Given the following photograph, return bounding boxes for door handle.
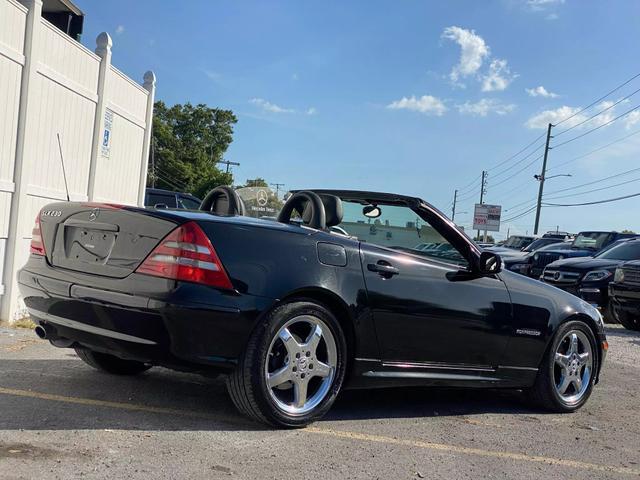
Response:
[367,262,399,277]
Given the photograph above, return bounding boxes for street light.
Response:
[534,173,572,181]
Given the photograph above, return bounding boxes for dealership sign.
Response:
[473,204,502,232]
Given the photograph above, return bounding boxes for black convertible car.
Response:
[19,188,607,427]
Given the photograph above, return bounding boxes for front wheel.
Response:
[529,321,598,412]
[616,311,640,331]
[226,300,347,427]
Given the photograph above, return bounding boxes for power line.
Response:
[502,205,538,223]
[545,176,640,200]
[488,154,544,189]
[554,71,640,127]
[457,174,482,193]
[552,102,640,149]
[489,143,546,180]
[554,86,640,137]
[547,127,640,173]
[543,191,640,207]
[487,132,546,172]
[544,165,640,196]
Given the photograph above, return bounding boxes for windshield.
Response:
[523,238,557,252]
[596,241,640,260]
[572,232,610,250]
[503,236,533,249]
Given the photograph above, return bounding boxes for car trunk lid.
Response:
[41,203,179,278]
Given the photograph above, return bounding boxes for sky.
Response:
[76,0,640,239]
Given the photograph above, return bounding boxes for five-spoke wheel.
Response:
[226,300,347,427]
[529,320,598,412]
[266,316,337,415]
[553,330,593,405]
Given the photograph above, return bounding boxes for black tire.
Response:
[226,300,348,428]
[529,320,598,412]
[617,311,640,331]
[74,347,152,375]
[603,302,618,324]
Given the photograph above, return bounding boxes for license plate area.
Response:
[64,225,117,265]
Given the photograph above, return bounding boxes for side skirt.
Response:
[346,358,538,390]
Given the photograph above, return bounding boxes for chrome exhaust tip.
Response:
[34,325,47,339]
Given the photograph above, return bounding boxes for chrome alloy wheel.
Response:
[553,330,593,405]
[265,315,337,415]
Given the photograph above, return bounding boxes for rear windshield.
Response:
[504,236,533,249]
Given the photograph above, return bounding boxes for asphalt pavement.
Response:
[0,323,638,480]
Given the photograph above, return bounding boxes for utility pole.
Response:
[476,170,487,240]
[533,123,553,235]
[271,183,285,199]
[219,159,240,174]
[451,189,458,222]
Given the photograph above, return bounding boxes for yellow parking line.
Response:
[305,427,640,476]
[0,386,221,420]
[1,386,638,476]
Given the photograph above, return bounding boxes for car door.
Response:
[361,242,512,368]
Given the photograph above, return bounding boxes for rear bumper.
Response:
[18,260,274,372]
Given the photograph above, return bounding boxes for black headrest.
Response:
[302,194,343,228]
[199,186,245,215]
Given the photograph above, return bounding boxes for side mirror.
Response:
[478,251,502,275]
[363,205,382,218]
[154,203,169,209]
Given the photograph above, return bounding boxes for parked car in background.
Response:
[496,235,535,250]
[503,241,573,276]
[609,261,640,331]
[529,231,638,279]
[541,238,640,320]
[145,188,202,210]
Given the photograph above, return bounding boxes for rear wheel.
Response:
[74,348,152,375]
[226,300,347,427]
[529,321,597,412]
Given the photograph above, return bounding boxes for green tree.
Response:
[240,178,269,188]
[621,229,636,234]
[149,101,238,198]
[474,234,495,243]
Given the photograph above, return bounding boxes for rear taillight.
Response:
[30,214,45,256]
[135,221,233,290]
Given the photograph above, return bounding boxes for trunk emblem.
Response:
[88,208,99,221]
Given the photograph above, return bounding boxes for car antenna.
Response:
[56,133,70,202]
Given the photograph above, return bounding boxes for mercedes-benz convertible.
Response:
[19,187,607,427]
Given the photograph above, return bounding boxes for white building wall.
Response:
[0,0,156,322]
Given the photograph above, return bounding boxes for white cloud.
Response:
[306,107,317,116]
[481,59,517,92]
[115,25,125,35]
[525,105,582,129]
[387,95,448,116]
[527,0,564,11]
[625,110,640,130]
[525,101,621,129]
[441,26,490,85]
[292,73,299,81]
[203,70,222,81]
[457,99,516,117]
[526,85,559,98]
[546,13,559,20]
[250,98,295,114]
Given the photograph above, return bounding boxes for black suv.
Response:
[541,238,640,319]
[609,260,640,331]
[529,231,638,279]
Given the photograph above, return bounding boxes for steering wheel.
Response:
[277,191,326,230]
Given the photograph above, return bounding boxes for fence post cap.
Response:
[96,32,112,56]
[143,70,156,89]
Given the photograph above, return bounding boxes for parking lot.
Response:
[0,324,637,479]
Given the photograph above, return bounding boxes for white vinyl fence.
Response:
[0,0,156,322]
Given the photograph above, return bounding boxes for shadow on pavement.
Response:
[0,357,538,432]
